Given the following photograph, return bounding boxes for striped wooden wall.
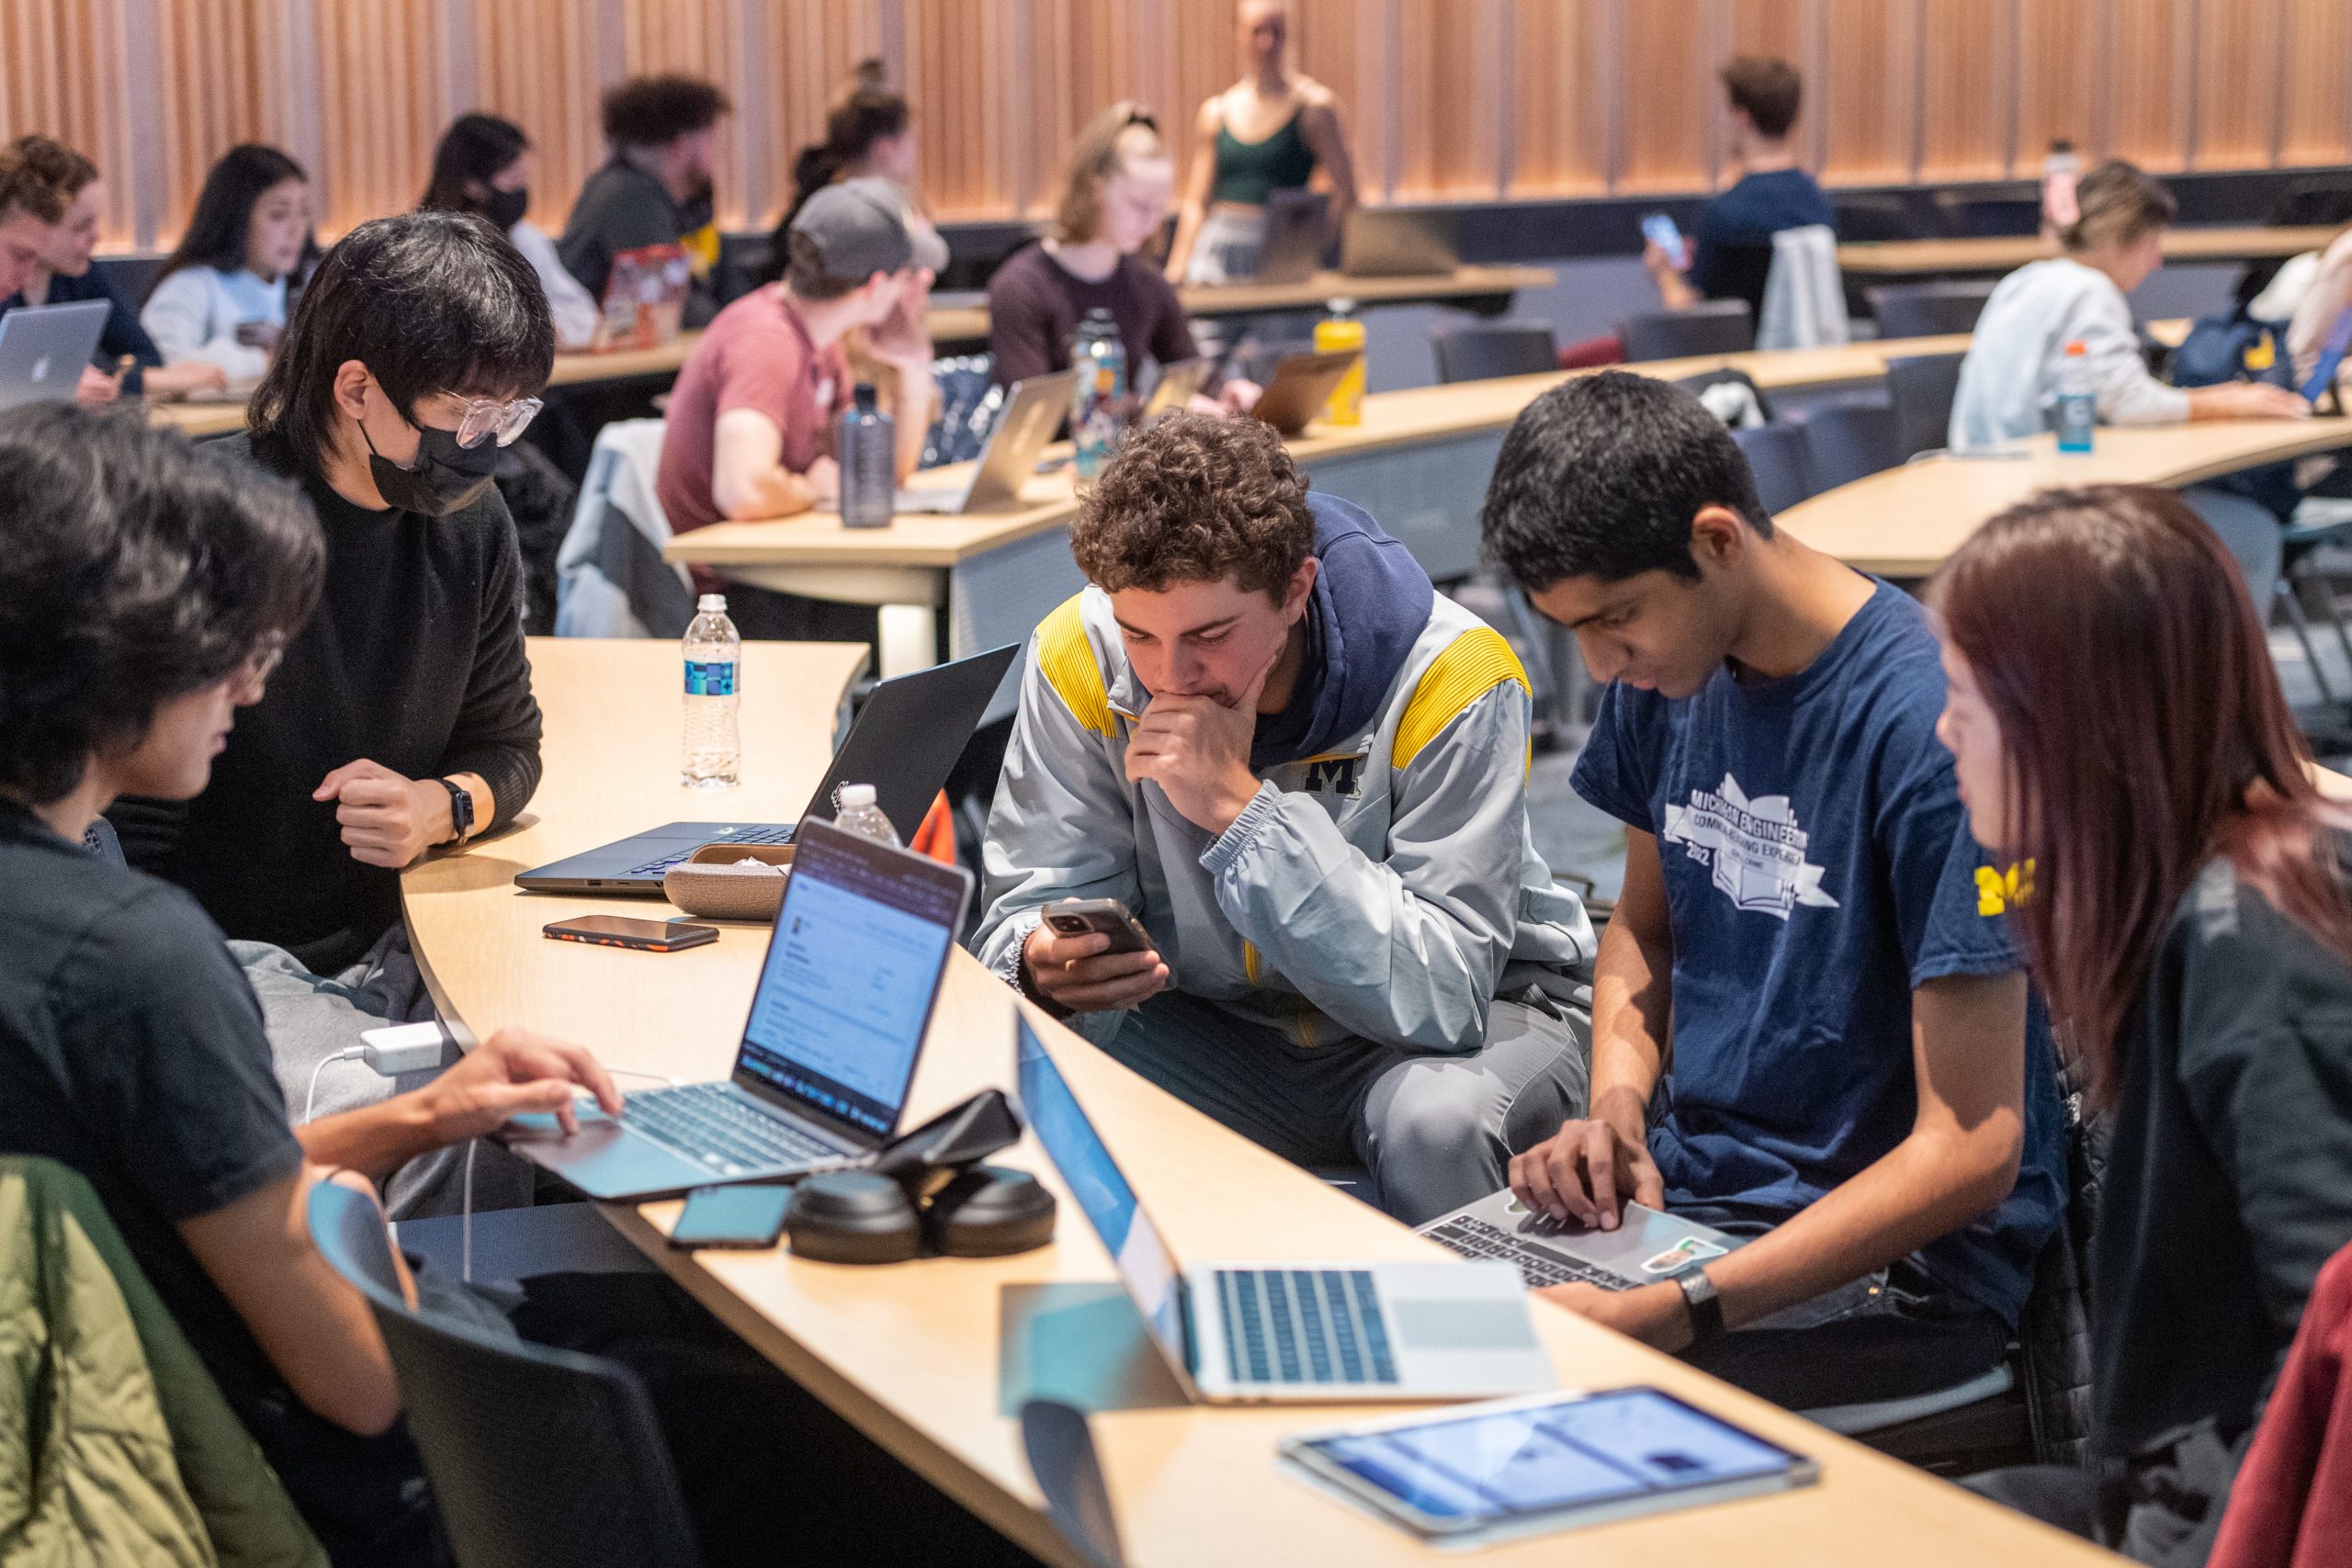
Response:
[4,0,2349,250]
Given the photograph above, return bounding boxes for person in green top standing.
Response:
[1166,0,1359,285]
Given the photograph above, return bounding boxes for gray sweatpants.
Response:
[1092,987,1590,1225]
[234,928,537,1219]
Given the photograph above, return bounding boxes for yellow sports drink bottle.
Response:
[1316,297,1365,425]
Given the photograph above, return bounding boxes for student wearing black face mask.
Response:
[109,211,554,1213]
[421,113,598,350]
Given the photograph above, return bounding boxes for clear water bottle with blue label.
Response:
[837,382,896,528]
[2056,339,2096,454]
[681,592,740,788]
[1071,308,1126,486]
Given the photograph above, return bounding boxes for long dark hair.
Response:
[764,59,909,281]
[151,143,313,298]
[1930,484,2352,1099]
[420,114,529,218]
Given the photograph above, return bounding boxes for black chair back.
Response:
[1731,423,1816,515]
[1619,300,1755,363]
[1868,281,2000,341]
[2275,175,2352,230]
[1934,187,2042,238]
[1430,321,1558,384]
[93,253,167,307]
[1020,1400,1125,1568]
[306,1182,704,1568]
[1885,352,1968,459]
[1799,400,1903,492]
[1834,195,1918,243]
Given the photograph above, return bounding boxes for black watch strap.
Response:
[1677,1266,1726,1345]
[435,777,475,843]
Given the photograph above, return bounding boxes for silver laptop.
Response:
[1016,1017,1555,1404]
[1341,208,1461,277]
[501,819,973,1201]
[1140,356,1215,422]
[896,368,1078,514]
[0,301,111,411]
[1419,1190,1747,1292]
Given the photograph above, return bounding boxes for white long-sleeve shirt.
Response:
[507,220,600,352]
[1949,256,2188,450]
[139,265,286,382]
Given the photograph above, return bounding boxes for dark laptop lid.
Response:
[797,643,1020,840]
[729,819,973,1146]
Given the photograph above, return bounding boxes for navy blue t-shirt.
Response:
[1690,168,1835,304]
[1571,581,2064,1324]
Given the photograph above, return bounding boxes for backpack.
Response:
[2169,307,2301,521]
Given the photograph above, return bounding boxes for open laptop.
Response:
[0,301,111,411]
[1139,356,1215,422]
[1419,1190,1747,1293]
[514,642,1018,894]
[1016,1017,1555,1403]
[503,820,973,1201]
[1251,188,1332,286]
[896,369,1078,513]
[1341,208,1460,277]
[2300,304,2352,411]
[1247,348,1363,436]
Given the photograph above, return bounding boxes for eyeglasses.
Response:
[450,394,545,450]
[233,634,287,695]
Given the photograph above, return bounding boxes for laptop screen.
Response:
[1016,1018,1190,1374]
[735,822,966,1140]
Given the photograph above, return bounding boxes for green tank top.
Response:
[1209,107,1319,207]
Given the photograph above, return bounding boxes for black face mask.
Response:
[360,412,499,516]
[484,186,528,230]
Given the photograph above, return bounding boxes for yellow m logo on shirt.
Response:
[1975,860,2034,916]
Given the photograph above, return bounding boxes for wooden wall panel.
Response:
[762,0,886,230]
[313,0,446,232]
[2016,0,2104,171]
[2278,0,2352,167]
[1621,0,1713,192]
[1394,0,1504,197]
[473,0,604,236]
[1918,0,2012,182]
[2107,0,2189,170]
[151,0,273,247]
[1816,0,1915,186]
[0,0,135,239]
[2193,0,2282,170]
[1509,0,1607,197]
[899,0,1019,219]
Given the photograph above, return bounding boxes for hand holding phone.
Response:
[1041,897,1154,954]
[544,916,719,953]
[1640,213,1688,272]
[1023,897,1169,1013]
[670,1184,793,1249]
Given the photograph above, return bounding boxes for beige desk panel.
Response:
[1838,225,2342,276]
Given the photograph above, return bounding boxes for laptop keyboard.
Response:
[623,824,797,878]
[1425,1215,1633,1292]
[1215,1269,1399,1386]
[622,1081,839,1176]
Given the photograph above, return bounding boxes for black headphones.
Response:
[785,1089,1057,1264]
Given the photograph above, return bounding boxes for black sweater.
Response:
[112,432,542,974]
[2094,845,2352,1461]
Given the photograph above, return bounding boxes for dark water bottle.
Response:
[838,382,896,528]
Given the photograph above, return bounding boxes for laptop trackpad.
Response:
[1389,1298,1537,1350]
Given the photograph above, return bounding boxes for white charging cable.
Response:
[303,1046,366,1124]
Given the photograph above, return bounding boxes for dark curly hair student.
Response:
[1069,410,1315,595]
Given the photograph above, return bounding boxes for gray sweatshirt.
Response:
[1949,256,2188,450]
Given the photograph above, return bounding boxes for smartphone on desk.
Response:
[1041,897,1154,954]
[543,915,718,953]
[670,1184,793,1249]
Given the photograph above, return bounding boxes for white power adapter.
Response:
[359,1021,456,1077]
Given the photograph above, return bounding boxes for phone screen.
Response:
[1301,1389,1804,1524]
[1640,213,1684,257]
[671,1184,794,1247]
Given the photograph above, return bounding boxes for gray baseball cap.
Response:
[789,176,948,280]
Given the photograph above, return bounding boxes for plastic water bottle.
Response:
[1315,297,1366,426]
[837,382,896,528]
[831,783,900,847]
[2055,340,2096,454]
[1070,308,1126,486]
[681,593,741,788]
[2041,139,2081,236]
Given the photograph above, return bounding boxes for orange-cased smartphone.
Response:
[543,915,719,953]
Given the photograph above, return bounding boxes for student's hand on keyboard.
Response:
[411,1029,622,1144]
[1509,1116,1666,1231]
[1023,919,1169,1014]
[1538,1279,1692,1353]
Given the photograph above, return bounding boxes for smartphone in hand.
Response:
[1042,897,1154,955]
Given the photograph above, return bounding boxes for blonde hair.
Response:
[2062,160,2177,254]
[1053,102,1167,244]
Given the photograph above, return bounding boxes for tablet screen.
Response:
[1298,1388,1805,1523]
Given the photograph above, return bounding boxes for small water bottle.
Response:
[681,593,741,788]
[2055,340,2096,454]
[2041,138,2081,235]
[831,783,900,847]
[1070,308,1127,486]
[837,382,896,528]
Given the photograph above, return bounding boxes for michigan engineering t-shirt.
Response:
[1571,579,2064,1323]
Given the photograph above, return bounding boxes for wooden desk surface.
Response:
[401,637,2113,1568]
[1838,225,2343,276]
[1779,418,2352,577]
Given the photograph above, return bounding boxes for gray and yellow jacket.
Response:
[977,494,1594,1054]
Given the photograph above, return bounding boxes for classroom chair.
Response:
[1868,282,2000,341]
[2273,502,2352,710]
[307,1181,706,1568]
[1833,195,1919,243]
[553,419,695,638]
[1884,352,1967,459]
[1730,423,1817,515]
[1020,1400,1126,1568]
[1758,226,1849,352]
[1795,400,1903,492]
[1618,300,1756,363]
[1934,186,2042,238]
[1430,321,1559,384]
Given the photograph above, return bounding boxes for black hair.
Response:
[765,59,910,282]
[1480,371,1770,590]
[0,404,323,807]
[420,113,530,217]
[602,75,730,149]
[249,210,556,475]
[150,143,312,299]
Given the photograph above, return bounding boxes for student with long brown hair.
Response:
[1933,483,2352,1562]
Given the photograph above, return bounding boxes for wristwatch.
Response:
[435,778,476,843]
[1676,1266,1726,1346]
